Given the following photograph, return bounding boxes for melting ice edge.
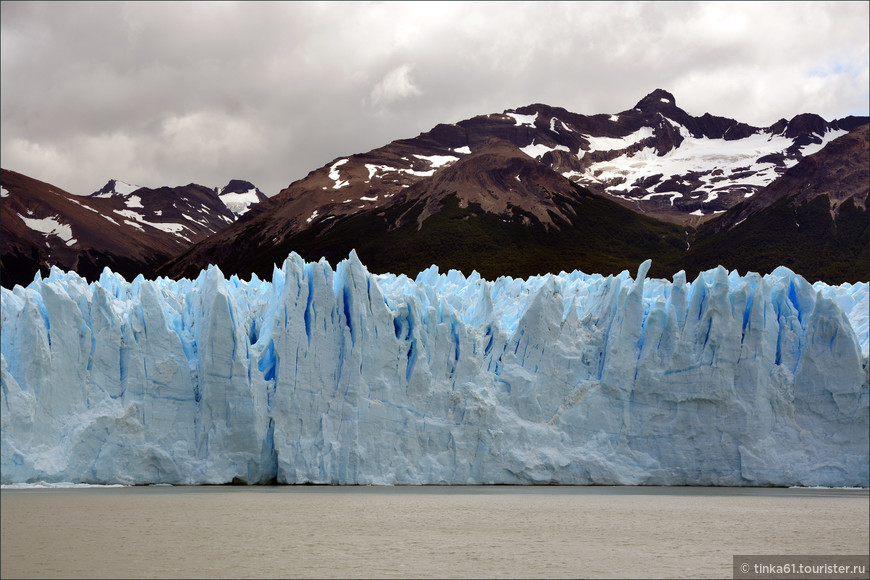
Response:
[2,252,868,486]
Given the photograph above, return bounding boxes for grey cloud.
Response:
[2,1,867,197]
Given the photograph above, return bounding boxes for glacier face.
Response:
[1,252,868,487]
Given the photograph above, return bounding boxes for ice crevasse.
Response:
[1,251,868,487]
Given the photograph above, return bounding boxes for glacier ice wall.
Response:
[2,252,868,486]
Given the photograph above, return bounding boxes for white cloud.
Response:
[3,138,78,191]
[369,64,423,107]
[161,111,262,160]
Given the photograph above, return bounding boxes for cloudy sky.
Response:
[2,1,868,197]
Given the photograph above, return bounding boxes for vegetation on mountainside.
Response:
[207,184,688,282]
[157,184,867,286]
[679,195,869,284]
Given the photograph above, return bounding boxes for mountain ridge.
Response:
[252,88,866,236]
[3,89,867,286]
[0,170,267,287]
[156,90,867,284]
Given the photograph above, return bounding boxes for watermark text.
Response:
[733,555,869,579]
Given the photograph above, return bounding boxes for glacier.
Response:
[1,252,868,487]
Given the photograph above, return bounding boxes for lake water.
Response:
[1,485,867,579]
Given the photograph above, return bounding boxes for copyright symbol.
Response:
[740,563,750,574]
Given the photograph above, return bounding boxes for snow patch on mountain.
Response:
[521,141,571,160]
[582,131,797,198]
[506,111,538,127]
[365,164,389,181]
[329,159,350,189]
[218,188,261,216]
[17,214,76,246]
[413,154,459,168]
[365,161,442,180]
[796,129,848,156]
[114,180,140,196]
[636,191,682,205]
[112,209,187,235]
[583,127,654,152]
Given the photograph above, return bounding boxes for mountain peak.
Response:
[219,179,259,194]
[216,179,268,217]
[471,136,529,157]
[91,178,141,198]
[402,136,579,228]
[633,89,678,113]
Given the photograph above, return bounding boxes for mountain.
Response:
[158,90,868,283]
[90,177,267,219]
[216,179,269,218]
[90,178,143,198]
[711,123,869,231]
[86,178,237,238]
[5,89,867,286]
[678,124,869,284]
[240,87,861,233]
[158,138,688,281]
[2,169,180,288]
[0,170,255,288]
[528,88,864,224]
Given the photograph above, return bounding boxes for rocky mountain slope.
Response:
[86,178,237,242]
[678,123,869,283]
[90,177,267,220]
[158,90,868,284]
[158,137,689,281]
[712,124,869,232]
[242,88,864,236]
